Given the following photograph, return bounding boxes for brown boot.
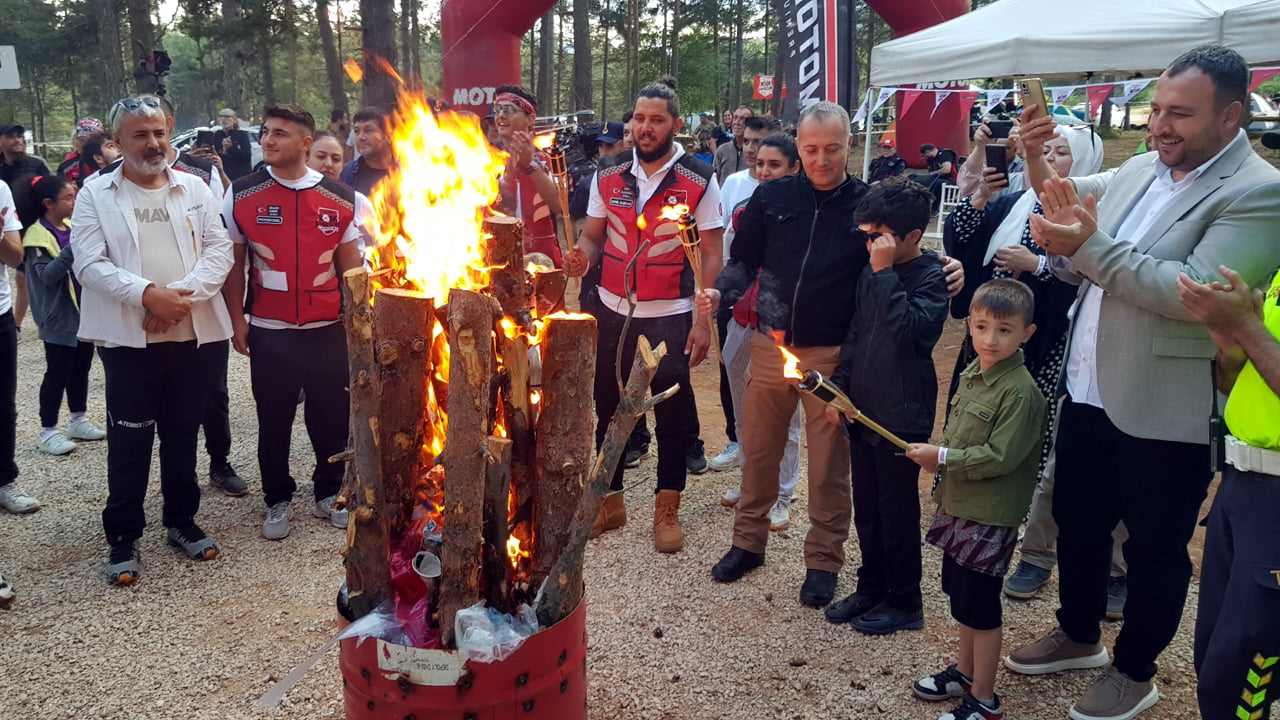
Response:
[653,490,683,553]
[590,491,627,539]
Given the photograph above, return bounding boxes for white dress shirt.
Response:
[71,164,234,348]
[1065,132,1245,407]
[0,182,21,315]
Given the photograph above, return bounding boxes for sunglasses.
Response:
[492,104,528,117]
[113,97,163,113]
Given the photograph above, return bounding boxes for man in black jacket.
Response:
[214,108,253,181]
[707,102,963,608]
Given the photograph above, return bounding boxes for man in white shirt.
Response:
[1004,45,1280,720]
[564,77,724,554]
[222,105,364,541]
[72,95,234,586]
[0,188,37,516]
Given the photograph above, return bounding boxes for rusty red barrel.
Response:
[340,601,588,720]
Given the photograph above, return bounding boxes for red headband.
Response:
[493,93,535,116]
[30,175,43,187]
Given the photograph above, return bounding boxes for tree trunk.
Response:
[537,10,554,112]
[409,0,422,85]
[360,0,399,106]
[670,0,680,80]
[286,0,299,102]
[399,0,411,83]
[572,0,592,112]
[126,0,157,93]
[438,288,502,647]
[600,1,610,120]
[263,38,277,105]
[316,0,347,114]
[94,0,129,108]
[222,0,247,114]
[732,0,744,109]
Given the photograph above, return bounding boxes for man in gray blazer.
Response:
[1002,45,1280,720]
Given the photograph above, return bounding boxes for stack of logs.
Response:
[335,215,668,648]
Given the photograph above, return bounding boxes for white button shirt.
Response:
[1065,133,1244,407]
[71,164,234,349]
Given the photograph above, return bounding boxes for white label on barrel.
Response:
[375,640,466,686]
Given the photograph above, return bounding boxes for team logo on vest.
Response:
[662,189,689,208]
[256,205,283,225]
[317,207,340,236]
[608,186,635,209]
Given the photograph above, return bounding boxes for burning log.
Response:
[535,335,679,627]
[373,288,435,538]
[532,267,567,317]
[339,268,391,619]
[482,436,514,614]
[532,315,597,584]
[438,288,503,646]
[481,216,533,328]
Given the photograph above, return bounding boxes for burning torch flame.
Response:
[779,346,803,381]
[659,203,692,223]
[533,133,556,151]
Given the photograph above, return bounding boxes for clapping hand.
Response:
[1176,266,1265,350]
[1028,177,1098,256]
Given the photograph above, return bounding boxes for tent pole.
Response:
[862,87,874,181]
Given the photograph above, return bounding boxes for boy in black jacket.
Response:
[825,178,950,635]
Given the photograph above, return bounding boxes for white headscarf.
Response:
[983,125,1103,265]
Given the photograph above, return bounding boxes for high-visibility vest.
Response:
[1224,267,1280,450]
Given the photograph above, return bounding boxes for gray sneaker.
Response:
[1003,561,1052,598]
[0,483,42,514]
[263,501,292,540]
[0,572,13,608]
[1106,575,1127,620]
[1069,665,1159,720]
[1005,627,1109,675]
[312,495,348,528]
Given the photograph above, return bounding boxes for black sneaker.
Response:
[914,664,973,702]
[106,542,141,586]
[623,445,647,469]
[686,439,708,475]
[209,463,248,497]
[799,569,838,607]
[825,591,884,624]
[938,693,1003,720]
[849,600,925,635]
[167,522,219,560]
[711,546,765,583]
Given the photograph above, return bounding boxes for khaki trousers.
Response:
[733,334,851,572]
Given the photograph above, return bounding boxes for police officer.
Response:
[1178,265,1280,720]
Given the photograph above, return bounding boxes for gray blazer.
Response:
[1060,133,1280,445]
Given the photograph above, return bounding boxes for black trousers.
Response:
[0,312,16,487]
[909,174,954,210]
[849,425,927,612]
[201,340,232,467]
[39,341,94,428]
[716,307,736,444]
[594,306,693,494]
[248,324,348,506]
[99,340,224,545]
[1053,401,1211,682]
[1194,467,1280,720]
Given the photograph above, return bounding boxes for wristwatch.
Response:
[521,162,539,176]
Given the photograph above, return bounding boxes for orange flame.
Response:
[533,133,556,151]
[659,203,692,223]
[779,346,803,381]
[343,58,363,83]
[506,535,530,569]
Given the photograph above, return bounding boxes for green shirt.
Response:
[935,349,1047,527]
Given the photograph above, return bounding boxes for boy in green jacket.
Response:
[904,278,1047,720]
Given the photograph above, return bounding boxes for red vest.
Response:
[597,153,713,301]
[500,153,562,267]
[231,170,355,325]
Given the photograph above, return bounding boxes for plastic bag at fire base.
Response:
[454,602,541,663]
[336,599,413,648]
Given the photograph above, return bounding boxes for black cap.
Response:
[0,125,25,136]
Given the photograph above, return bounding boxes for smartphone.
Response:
[985,144,1009,178]
[987,119,1013,139]
[1019,78,1049,119]
[196,129,215,148]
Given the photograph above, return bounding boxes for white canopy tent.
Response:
[869,0,1280,86]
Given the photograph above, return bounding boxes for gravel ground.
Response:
[0,317,1208,719]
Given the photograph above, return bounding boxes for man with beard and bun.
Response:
[706,101,963,607]
[72,95,234,586]
[490,84,565,266]
[222,105,364,541]
[564,76,723,554]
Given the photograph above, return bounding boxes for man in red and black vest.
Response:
[565,77,724,554]
[221,104,364,541]
[490,84,564,266]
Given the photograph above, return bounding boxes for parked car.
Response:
[1248,92,1278,133]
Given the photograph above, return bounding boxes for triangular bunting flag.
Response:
[852,91,871,124]
[1249,68,1280,92]
[900,89,925,116]
[1050,85,1078,109]
[1110,78,1153,107]
[983,89,1011,116]
[957,91,981,123]
[1085,84,1115,118]
[930,90,953,118]
[869,87,896,115]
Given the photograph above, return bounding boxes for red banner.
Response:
[900,89,925,116]
[1085,84,1115,118]
[753,75,774,100]
[1249,68,1280,92]
[957,91,980,124]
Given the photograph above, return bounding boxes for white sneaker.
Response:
[37,430,77,456]
[769,496,791,532]
[312,495,348,528]
[708,442,742,471]
[263,501,292,540]
[0,572,14,608]
[0,484,42,514]
[66,417,107,441]
[721,485,742,507]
